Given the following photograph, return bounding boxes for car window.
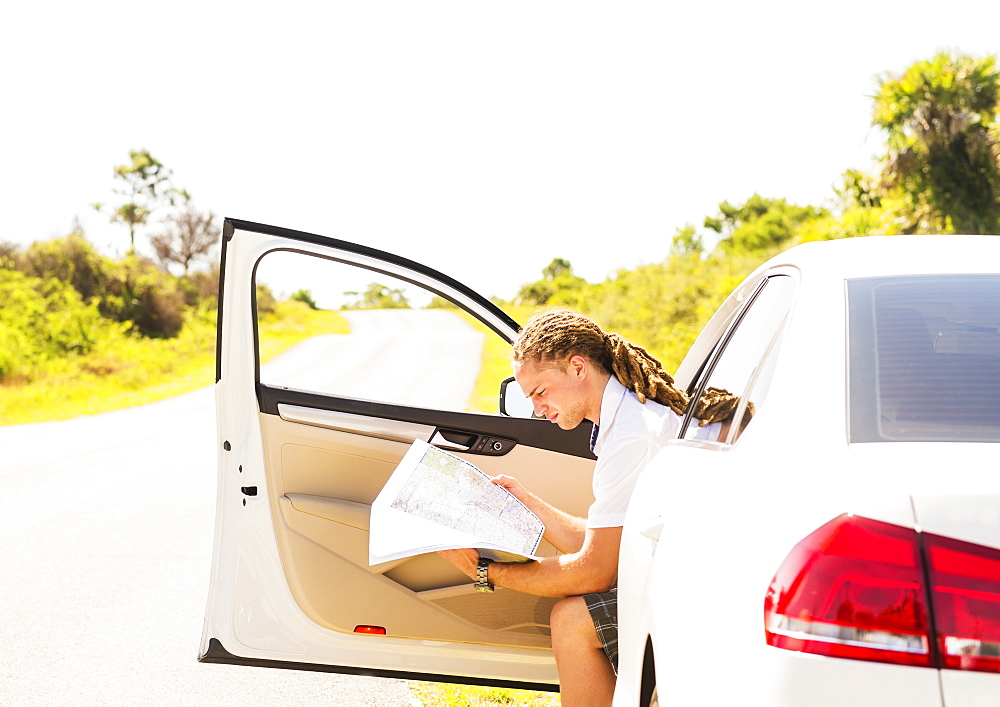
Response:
[848,275,1000,443]
[681,274,796,444]
[253,249,496,414]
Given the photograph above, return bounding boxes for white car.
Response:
[200,221,1000,705]
[615,235,1000,706]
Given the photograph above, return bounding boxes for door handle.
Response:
[431,429,476,451]
[430,429,516,456]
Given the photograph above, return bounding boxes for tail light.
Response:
[764,514,1000,673]
[926,534,1000,672]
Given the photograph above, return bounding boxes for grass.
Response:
[458,303,536,413]
[412,682,560,706]
[0,301,347,426]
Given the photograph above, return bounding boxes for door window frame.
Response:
[678,273,796,443]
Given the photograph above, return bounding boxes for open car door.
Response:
[199,219,596,690]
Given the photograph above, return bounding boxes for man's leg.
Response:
[550,595,616,707]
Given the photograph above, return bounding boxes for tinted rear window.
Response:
[848,275,1000,443]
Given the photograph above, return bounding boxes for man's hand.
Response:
[490,474,527,501]
[492,473,587,555]
[437,548,480,580]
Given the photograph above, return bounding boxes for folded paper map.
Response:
[369,439,544,565]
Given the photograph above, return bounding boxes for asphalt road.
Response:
[0,309,485,705]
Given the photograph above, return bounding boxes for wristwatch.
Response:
[475,557,494,593]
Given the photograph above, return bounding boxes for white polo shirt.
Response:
[587,376,720,529]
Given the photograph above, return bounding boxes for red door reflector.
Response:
[354,625,387,635]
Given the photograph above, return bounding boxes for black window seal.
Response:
[679,276,770,439]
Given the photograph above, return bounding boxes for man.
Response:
[440,309,739,706]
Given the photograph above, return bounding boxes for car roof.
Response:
[760,235,1000,281]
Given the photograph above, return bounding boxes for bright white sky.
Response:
[2,1,998,301]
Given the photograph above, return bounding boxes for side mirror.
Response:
[499,376,535,418]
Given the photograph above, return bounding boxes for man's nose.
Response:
[531,399,546,417]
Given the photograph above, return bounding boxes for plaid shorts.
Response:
[583,586,618,673]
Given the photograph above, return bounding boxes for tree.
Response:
[150,208,220,276]
[342,283,410,309]
[514,258,588,306]
[15,232,112,302]
[704,194,827,254]
[873,53,1000,234]
[543,258,573,280]
[103,255,187,338]
[93,149,190,252]
[290,289,319,309]
[670,225,704,257]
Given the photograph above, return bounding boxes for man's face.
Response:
[513,358,590,430]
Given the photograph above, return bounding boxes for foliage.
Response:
[290,289,319,310]
[0,269,125,382]
[342,282,410,309]
[514,258,589,307]
[11,232,191,337]
[872,52,1000,234]
[15,231,112,301]
[185,264,221,307]
[412,682,560,706]
[0,299,346,425]
[0,229,225,389]
[455,303,534,414]
[428,295,458,308]
[150,207,220,275]
[256,283,278,315]
[93,148,190,252]
[579,250,767,372]
[102,255,188,338]
[542,258,573,279]
[670,225,704,257]
[704,194,830,254]
[837,168,882,210]
[0,241,18,269]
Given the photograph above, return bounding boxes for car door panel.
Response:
[257,405,594,647]
[201,219,595,689]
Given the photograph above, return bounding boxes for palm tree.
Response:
[873,53,1000,235]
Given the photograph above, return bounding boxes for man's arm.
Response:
[438,524,621,597]
[491,474,586,554]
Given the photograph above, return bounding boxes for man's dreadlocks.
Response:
[512,308,747,425]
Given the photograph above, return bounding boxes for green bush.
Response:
[16,232,112,302]
[290,288,319,310]
[185,264,220,308]
[103,255,187,338]
[0,269,126,381]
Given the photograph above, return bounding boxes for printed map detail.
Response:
[368,438,545,565]
[390,445,544,559]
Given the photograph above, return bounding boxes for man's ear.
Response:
[567,354,588,378]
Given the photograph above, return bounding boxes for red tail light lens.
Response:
[765,514,1000,673]
[764,514,932,667]
[926,534,1000,672]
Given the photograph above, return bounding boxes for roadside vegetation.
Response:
[412,682,561,706]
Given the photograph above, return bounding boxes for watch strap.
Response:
[475,557,494,592]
